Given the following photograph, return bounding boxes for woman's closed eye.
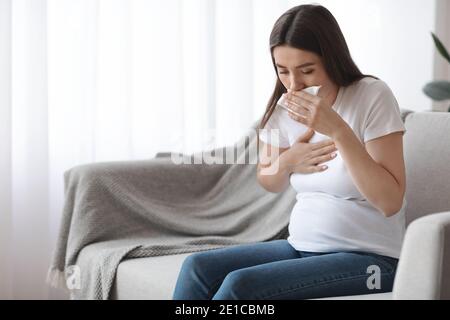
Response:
[279,70,314,75]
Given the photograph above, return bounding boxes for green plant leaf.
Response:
[432,32,450,64]
[423,81,450,101]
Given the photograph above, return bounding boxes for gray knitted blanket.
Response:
[46,119,297,300]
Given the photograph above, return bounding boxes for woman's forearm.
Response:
[332,122,404,217]
[257,151,292,193]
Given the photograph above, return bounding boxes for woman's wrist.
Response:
[331,121,351,142]
[278,150,294,176]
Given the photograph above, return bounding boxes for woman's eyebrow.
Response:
[276,62,315,69]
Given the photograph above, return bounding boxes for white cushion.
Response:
[313,292,392,300]
[111,253,190,300]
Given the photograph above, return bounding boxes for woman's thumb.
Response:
[297,128,315,143]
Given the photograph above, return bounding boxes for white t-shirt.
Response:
[259,77,407,258]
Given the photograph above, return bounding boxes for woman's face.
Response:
[273,45,334,92]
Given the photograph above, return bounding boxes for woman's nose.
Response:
[289,83,304,92]
[289,77,304,92]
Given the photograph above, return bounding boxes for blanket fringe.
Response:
[46,268,69,291]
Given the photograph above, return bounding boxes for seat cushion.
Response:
[111,253,191,300]
[314,292,392,300]
[111,253,392,300]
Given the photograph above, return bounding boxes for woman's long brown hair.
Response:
[257,4,378,152]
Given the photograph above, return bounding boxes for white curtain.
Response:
[433,0,450,111]
[0,0,444,299]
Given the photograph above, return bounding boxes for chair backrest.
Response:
[403,112,450,225]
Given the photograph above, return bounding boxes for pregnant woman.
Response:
[172,4,406,300]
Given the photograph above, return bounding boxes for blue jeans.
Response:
[172,240,398,300]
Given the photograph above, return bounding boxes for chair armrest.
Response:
[393,211,450,300]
